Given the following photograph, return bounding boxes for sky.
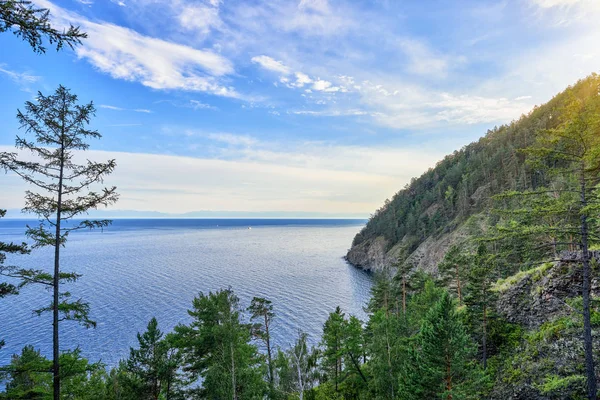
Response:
[1,0,600,217]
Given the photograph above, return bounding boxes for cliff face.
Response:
[489,252,600,400]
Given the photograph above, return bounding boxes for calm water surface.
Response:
[0,219,372,366]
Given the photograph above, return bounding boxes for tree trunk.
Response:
[53,118,66,400]
[456,264,462,306]
[445,353,453,400]
[580,165,597,400]
[402,275,406,316]
[293,341,305,400]
[264,312,274,391]
[482,303,487,370]
[231,341,237,400]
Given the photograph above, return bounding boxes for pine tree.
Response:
[1,0,86,53]
[248,296,275,394]
[0,85,118,400]
[174,289,266,399]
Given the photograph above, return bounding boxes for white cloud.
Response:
[206,132,258,146]
[0,144,443,215]
[531,0,585,8]
[293,72,312,87]
[35,0,238,98]
[398,39,453,77]
[312,79,340,92]
[0,64,40,86]
[178,3,222,37]
[251,55,291,75]
[190,100,216,110]
[100,105,152,113]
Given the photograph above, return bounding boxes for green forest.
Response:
[3,2,600,399]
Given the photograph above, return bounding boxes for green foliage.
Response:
[174,289,267,399]
[0,0,86,53]
[0,346,108,399]
[119,317,184,399]
[398,292,485,400]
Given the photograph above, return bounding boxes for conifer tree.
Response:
[126,317,166,399]
[400,292,479,399]
[494,78,600,399]
[1,0,86,53]
[464,244,498,370]
[174,289,266,399]
[437,245,469,306]
[248,296,275,394]
[320,306,346,394]
[0,85,118,400]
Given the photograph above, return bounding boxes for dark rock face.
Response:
[345,236,388,272]
[495,252,600,330]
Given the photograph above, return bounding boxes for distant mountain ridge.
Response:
[2,208,368,220]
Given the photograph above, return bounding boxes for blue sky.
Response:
[1,0,600,217]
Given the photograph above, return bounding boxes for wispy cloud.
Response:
[100,104,152,113]
[251,56,291,75]
[36,0,239,98]
[0,64,40,88]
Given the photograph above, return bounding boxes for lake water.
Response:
[0,219,372,367]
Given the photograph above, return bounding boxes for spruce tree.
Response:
[0,85,118,400]
[400,292,479,400]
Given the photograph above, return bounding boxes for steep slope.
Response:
[347,74,600,273]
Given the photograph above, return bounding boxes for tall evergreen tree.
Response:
[0,85,118,400]
[248,296,275,394]
[464,244,498,370]
[400,292,480,400]
[320,306,346,394]
[126,317,167,399]
[437,245,469,306]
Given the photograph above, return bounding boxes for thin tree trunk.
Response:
[231,341,236,400]
[264,312,274,391]
[53,117,66,400]
[402,275,406,316]
[293,340,305,400]
[445,353,452,400]
[348,353,368,383]
[456,264,462,306]
[482,303,487,370]
[580,165,597,400]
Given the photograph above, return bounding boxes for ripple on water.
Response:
[0,221,372,366]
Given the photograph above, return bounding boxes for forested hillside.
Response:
[347,76,594,272]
